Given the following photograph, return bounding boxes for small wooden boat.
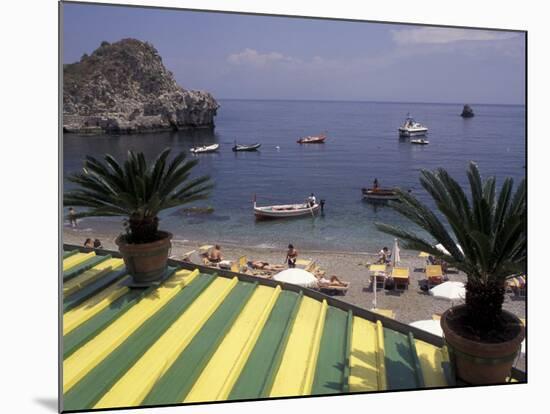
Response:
[297,133,327,144]
[254,199,320,219]
[411,138,429,145]
[232,143,261,152]
[190,143,219,154]
[362,188,399,201]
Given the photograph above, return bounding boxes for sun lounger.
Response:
[198,244,214,255]
[295,258,316,272]
[318,281,350,296]
[369,264,387,289]
[426,265,444,287]
[372,308,395,319]
[391,267,410,290]
[507,275,526,297]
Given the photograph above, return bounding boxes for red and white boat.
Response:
[297,133,327,144]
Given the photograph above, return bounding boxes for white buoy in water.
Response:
[276,145,280,150]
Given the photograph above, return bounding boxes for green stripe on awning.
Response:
[311,306,349,395]
[143,281,257,405]
[228,291,302,400]
[63,250,78,259]
[63,273,215,411]
[383,328,422,390]
[63,268,128,313]
[63,255,112,282]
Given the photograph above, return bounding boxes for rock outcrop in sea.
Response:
[63,39,219,134]
[460,104,475,118]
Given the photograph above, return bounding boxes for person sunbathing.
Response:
[317,275,349,287]
[249,260,285,271]
[207,244,223,263]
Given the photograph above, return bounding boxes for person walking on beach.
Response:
[68,207,78,228]
[285,244,298,268]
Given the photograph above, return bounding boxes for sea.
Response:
[63,100,526,253]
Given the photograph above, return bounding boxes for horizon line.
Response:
[215,97,525,106]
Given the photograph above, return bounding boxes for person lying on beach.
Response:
[285,244,298,268]
[248,260,286,272]
[207,244,223,263]
[317,275,349,287]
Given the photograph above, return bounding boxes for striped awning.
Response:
[62,247,455,411]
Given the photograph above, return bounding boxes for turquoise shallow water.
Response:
[63,100,525,252]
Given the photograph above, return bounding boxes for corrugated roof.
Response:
[62,246,456,411]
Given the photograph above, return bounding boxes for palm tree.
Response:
[376,162,526,338]
[64,148,213,244]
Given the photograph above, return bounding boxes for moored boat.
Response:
[398,114,428,137]
[461,104,475,118]
[254,199,320,219]
[232,142,261,152]
[190,143,219,154]
[297,133,327,144]
[361,187,399,201]
[411,138,429,145]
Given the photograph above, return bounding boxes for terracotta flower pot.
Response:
[440,304,525,385]
[116,231,173,284]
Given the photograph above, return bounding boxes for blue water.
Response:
[63,100,525,252]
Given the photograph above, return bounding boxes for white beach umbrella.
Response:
[273,268,318,288]
[410,320,443,337]
[435,243,464,256]
[392,238,401,267]
[429,281,466,301]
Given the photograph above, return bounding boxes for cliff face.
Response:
[63,39,219,134]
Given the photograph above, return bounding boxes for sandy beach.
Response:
[63,226,526,371]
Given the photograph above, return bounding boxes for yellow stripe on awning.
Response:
[63,258,124,297]
[184,285,281,403]
[94,275,236,409]
[63,269,197,393]
[349,317,386,392]
[415,339,449,387]
[269,297,327,397]
[63,252,96,272]
[63,276,131,335]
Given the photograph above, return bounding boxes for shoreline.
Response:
[63,226,526,371]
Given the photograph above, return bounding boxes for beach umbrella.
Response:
[429,281,466,302]
[410,320,443,337]
[435,243,464,256]
[273,268,318,288]
[392,238,401,267]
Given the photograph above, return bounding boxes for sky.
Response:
[63,2,526,105]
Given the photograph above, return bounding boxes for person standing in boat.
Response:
[307,193,317,207]
[373,178,379,191]
[285,244,298,268]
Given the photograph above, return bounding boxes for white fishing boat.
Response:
[411,138,429,145]
[190,143,219,154]
[254,197,320,219]
[398,114,428,137]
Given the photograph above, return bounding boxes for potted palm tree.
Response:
[376,162,525,384]
[64,148,212,284]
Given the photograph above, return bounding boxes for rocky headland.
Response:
[63,38,219,134]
